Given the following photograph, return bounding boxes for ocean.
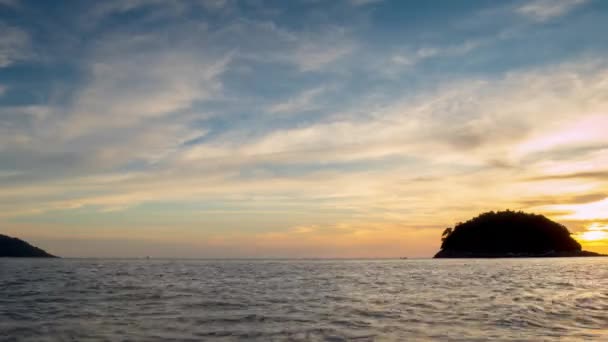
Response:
[1,258,607,341]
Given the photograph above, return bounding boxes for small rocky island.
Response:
[434,210,604,258]
[0,234,57,257]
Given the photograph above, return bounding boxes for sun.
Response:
[576,229,608,242]
[573,223,608,254]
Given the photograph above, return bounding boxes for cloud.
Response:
[0,25,29,68]
[515,115,608,157]
[348,0,383,6]
[526,171,608,181]
[517,193,607,207]
[292,42,354,72]
[200,0,229,11]
[538,198,608,221]
[0,0,19,7]
[1,57,606,230]
[7,58,600,216]
[393,41,481,65]
[233,20,355,72]
[0,15,233,191]
[63,50,230,136]
[384,40,483,77]
[251,61,604,165]
[267,86,327,114]
[248,24,357,72]
[516,0,587,21]
[87,0,185,21]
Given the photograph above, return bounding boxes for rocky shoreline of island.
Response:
[434,249,605,258]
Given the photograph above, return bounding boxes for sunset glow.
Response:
[543,199,608,221]
[577,230,608,242]
[574,223,608,252]
[1,1,608,257]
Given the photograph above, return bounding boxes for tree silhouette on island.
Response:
[434,210,605,258]
[0,234,57,258]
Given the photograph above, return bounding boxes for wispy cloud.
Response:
[348,0,383,7]
[292,42,354,72]
[267,86,327,114]
[394,41,481,63]
[6,58,606,217]
[517,0,587,21]
[0,0,19,8]
[387,40,482,76]
[0,25,29,68]
[64,50,231,136]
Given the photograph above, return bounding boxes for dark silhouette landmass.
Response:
[0,234,57,257]
[434,210,605,258]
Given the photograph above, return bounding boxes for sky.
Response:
[1,0,608,258]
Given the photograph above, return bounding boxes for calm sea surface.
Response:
[1,258,607,341]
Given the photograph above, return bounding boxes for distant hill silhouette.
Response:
[434,210,604,258]
[0,234,57,257]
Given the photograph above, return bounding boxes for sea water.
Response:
[1,258,607,341]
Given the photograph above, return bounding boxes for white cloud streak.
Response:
[267,86,327,114]
[517,0,587,21]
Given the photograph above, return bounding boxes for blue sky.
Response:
[2,0,608,257]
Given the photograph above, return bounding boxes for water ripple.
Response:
[1,258,607,340]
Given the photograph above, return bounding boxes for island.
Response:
[434,210,605,258]
[0,234,57,257]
